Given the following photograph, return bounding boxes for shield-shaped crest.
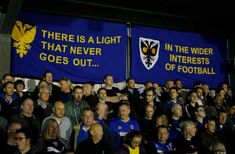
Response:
[139,37,160,70]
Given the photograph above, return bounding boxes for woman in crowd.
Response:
[37,118,67,154]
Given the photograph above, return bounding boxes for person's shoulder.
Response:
[63,116,72,123]
[52,84,60,89]
[108,118,121,127]
[52,84,60,93]
[64,101,73,107]
[117,144,129,154]
[41,116,51,125]
[129,117,139,123]
[113,86,120,90]
[80,100,89,105]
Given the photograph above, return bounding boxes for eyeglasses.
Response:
[15,137,26,141]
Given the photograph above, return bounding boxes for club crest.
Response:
[139,37,160,70]
[12,20,37,58]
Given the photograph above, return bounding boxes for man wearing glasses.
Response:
[14,127,37,154]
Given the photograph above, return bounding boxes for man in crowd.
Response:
[42,100,72,142]
[108,102,140,148]
[65,86,90,126]
[34,87,53,123]
[75,123,115,154]
[0,81,20,119]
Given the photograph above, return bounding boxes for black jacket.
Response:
[75,137,115,154]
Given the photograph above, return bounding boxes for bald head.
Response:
[53,101,65,118]
[171,104,182,118]
[96,103,108,111]
[90,123,103,142]
[96,103,109,119]
[22,98,34,116]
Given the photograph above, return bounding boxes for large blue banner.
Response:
[11,12,127,82]
[131,26,228,88]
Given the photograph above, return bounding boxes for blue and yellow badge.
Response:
[11,21,36,58]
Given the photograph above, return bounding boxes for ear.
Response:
[127,108,131,114]
[90,129,94,136]
[153,95,156,99]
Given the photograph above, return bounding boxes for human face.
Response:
[196,88,203,98]
[59,80,70,92]
[127,79,135,89]
[54,102,65,118]
[190,92,198,104]
[169,89,178,100]
[73,88,83,102]
[229,105,235,115]
[16,84,24,92]
[155,115,168,127]
[15,133,29,152]
[104,76,113,87]
[8,123,22,140]
[145,105,155,119]
[3,75,14,83]
[4,83,14,96]
[219,90,226,99]
[82,110,94,127]
[221,84,228,92]
[153,83,161,93]
[96,103,109,119]
[212,143,226,154]
[39,80,48,88]
[119,105,130,120]
[146,90,155,103]
[186,125,197,138]
[219,112,227,125]
[175,80,182,89]
[47,121,59,139]
[157,127,169,144]
[215,95,224,107]
[172,105,182,117]
[98,89,107,100]
[196,107,206,118]
[202,84,209,95]
[83,84,93,96]
[39,89,50,102]
[145,82,153,90]
[44,73,53,84]
[166,81,174,89]
[22,99,34,116]
[131,136,142,149]
[206,120,216,134]
[91,124,103,141]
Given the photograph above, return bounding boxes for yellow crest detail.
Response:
[11,21,37,58]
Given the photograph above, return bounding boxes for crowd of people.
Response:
[0,71,234,154]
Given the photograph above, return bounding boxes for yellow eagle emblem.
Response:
[11,21,36,58]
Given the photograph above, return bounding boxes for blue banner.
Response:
[11,12,127,82]
[131,26,228,88]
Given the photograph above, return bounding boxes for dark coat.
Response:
[118,143,146,154]
[75,137,116,154]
